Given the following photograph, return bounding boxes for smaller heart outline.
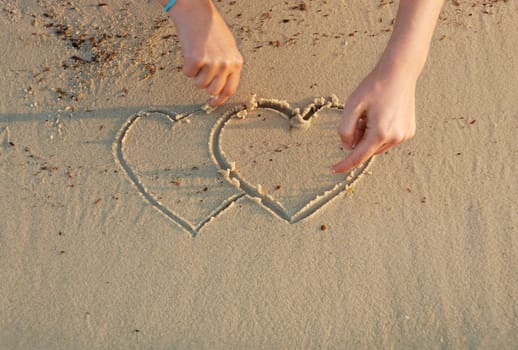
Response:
[209,96,373,224]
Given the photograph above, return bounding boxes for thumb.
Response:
[337,101,365,150]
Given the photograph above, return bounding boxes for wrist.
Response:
[166,0,216,23]
[376,43,424,82]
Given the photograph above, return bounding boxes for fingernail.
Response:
[209,95,220,106]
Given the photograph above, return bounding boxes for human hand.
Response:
[331,64,417,173]
[168,0,243,107]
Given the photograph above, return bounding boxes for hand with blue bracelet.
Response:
[159,0,243,107]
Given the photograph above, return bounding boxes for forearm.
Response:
[378,0,444,79]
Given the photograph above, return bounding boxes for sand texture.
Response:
[1,0,517,348]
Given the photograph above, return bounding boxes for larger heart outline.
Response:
[113,109,245,237]
[209,96,373,224]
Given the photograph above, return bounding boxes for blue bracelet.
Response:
[164,0,177,12]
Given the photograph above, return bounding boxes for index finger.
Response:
[331,132,380,173]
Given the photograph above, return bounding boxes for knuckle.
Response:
[218,60,229,69]
[337,135,352,147]
[187,55,208,67]
[198,60,210,69]
[337,123,352,137]
[191,54,207,65]
[374,129,388,141]
[338,132,353,144]
[392,131,406,143]
[345,95,361,109]
[397,127,415,143]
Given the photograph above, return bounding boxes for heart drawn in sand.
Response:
[210,96,372,224]
[113,110,244,237]
[113,96,372,236]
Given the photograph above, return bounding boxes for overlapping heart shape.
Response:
[113,96,372,237]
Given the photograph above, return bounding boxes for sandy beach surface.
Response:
[1,0,517,348]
